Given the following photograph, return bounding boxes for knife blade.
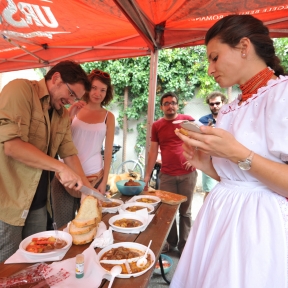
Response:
[79,185,112,202]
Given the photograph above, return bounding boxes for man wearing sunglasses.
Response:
[199,91,227,201]
[0,60,95,262]
[144,92,198,255]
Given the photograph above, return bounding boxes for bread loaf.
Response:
[69,196,101,245]
[71,227,97,245]
[72,196,102,228]
[69,222,97,235]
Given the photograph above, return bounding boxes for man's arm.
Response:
[62,154,92,188]
[4,137,83,188]
[144,141,159,189]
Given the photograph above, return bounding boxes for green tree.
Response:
[82,47,224,151]
[81,39,288,151]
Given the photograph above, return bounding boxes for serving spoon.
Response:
[52,222,66,249]
[108,265,122,288]
[136,240,152,268]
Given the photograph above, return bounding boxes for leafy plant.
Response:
[81,39,288,151]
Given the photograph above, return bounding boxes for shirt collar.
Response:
[38,78,63,117]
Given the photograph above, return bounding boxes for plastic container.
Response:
[154,254,173,275]
[116,180,145,196]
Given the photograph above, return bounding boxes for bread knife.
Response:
[80,185,112,202]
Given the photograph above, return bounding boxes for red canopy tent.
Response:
[0,0,288,148]
[0,0,287,72]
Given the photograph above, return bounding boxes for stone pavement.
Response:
[148,191,204,287]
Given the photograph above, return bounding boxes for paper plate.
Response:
[109,213,146,232]
[101,198,123,213]
[19,230,72,258]
[131,195,161,206]
[98,242,155,278]
[121,202,154,214]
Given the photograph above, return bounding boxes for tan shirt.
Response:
[0,78,78,226]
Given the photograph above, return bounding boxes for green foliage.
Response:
[274,38,288,73]
[81,47,223,150]
[82,41,287,151]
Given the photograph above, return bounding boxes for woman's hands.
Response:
[97,181,107,195]
[175,125,249,175]
[68,100,86,120]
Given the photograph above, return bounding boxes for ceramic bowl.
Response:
[116,180,145,196]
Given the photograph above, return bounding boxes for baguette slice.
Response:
[72,195,102,228]
[69,221,97,235]
[72,227,97,245]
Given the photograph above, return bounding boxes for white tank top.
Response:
[71,111,108,175]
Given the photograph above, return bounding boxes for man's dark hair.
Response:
[160,91,179,105]
[206,91,227,104]
[45,60,91,91]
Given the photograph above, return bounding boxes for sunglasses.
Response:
[91,69,110,79]
[209,101,221,107]
[162,101,178,107]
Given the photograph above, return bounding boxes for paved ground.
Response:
[148,191,204,287]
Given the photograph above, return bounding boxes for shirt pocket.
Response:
[28,110,48,150]
[52,126,67,150]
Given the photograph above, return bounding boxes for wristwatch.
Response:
[238,151,254,170]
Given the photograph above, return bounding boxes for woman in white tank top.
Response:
[68,69,115,195]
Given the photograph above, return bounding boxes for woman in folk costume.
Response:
[171,14,288,288]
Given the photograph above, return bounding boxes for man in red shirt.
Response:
[144,92,198,254]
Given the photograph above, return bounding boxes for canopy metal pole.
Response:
[145,49,159,167]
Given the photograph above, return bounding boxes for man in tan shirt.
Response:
[0,60,93,261]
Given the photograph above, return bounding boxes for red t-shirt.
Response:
[151,114,196,176]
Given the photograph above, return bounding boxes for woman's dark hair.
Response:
[205,15,285,76]
[82,69,114,106]
[45,60,91,91]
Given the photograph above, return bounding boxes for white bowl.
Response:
[98,242,155,278]
[19,230,72,257]
[101,199,123,211]
[121,202,154,214]
[109,213,146,231]
[131,195,161,206]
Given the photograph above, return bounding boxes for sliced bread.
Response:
[72,195,102,228]
[72,226,97,245]
[69,221,97,235]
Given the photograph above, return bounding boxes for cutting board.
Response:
[141,190,187,205]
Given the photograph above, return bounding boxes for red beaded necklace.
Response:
[239,67,274,101]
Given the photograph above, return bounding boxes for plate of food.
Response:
[101,198,123,212]
[98,242,155,278]
[121,202,154,214]
[19,230,72,257]
[131,195,161,206]
[109,213,146,232]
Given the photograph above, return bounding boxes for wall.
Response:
[0,69,40,91]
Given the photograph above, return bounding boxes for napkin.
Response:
[111,209,154,234]
[102,206,119,213]
[90,227,114,248]
[4,246,70,264]
[47,245,111,288]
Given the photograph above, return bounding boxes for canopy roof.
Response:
[0,0,287,73]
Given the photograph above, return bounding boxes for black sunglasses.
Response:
[91,69,110,79]
[209,101,221,106]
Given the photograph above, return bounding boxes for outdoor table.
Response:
[0,192,180,287]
